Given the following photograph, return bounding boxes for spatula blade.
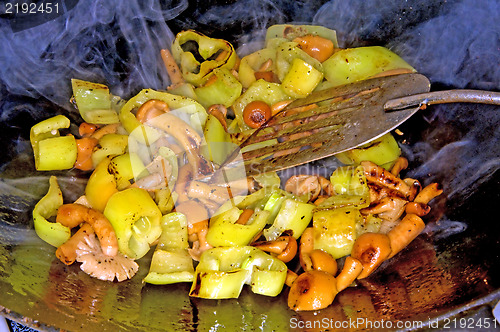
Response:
[236,73,431,176]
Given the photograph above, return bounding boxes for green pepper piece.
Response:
[265,24,339,47]
[190,246,287,299]
[263,198,314,241]
[91,133,129,168]
[33,176,71,247]
[232,79,291,130]
[235,187,276,210]
[30,115,77,171]
[275,41,323,83]
[356,214,382,235]
[103,188,162,259]
[119,89,207,145]
[171,30,239,87]
[335,133,401,170]
[143,212,195,284]
[330,166,354,195]
[253,172,281,189]
[238,47,277,88]
[71,79,119,124]
[313,207,361,259]
[263,192,287,224]
[330,165,370,197]
[315,194,370,211]
[143,250,195,284]
[194,67,242,108]
[155,187,177,215]
[323,46,415,86]
[200,114,236,165]
[167,82,198,100]
[206,207,268,247]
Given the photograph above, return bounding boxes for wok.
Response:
[0,0,499,331]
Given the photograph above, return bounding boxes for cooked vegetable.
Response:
[275,41,323,83]
[74,137,99,171]
[56,223,94,265]
[238,48,277,88]
[30,115,77,171]
[263,198,314,241]
[103,188,162,259]
[265,24,338,48]
[387,213,425,259]
[243,100,272,128]
[200,113,235,164]
[281,57,324,98]
[144,212,195,284]
[335,133,401,170]
[232,79,291,130]
[312,208,360,259]
[91,133,129,168]
[350,232,392,279]
[75,232,139,282]
[190,246,287,299]
[293,35,335,62]
[85,156,119,211]
[252,235,298,263]
[194,67,242,108]
[335,256,363,292]
[322,46,415,86]
[206,207,268,247]
[56,203,119,257]
[171,30,238,87]
[119,89,207,145]
[71,79,119,124]
[32,176,71,247]
[288,270,337,311]
[27,24,444,314]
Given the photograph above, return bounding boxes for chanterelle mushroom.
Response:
[76,233,139,282]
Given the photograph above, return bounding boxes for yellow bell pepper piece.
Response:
[85,156,118,211]
[282,57,323,98]
[313,208,361,259]
[103,188,162,259]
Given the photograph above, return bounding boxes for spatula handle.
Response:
[385,89,500,110]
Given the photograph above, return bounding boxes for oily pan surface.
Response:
[0,0,499,330]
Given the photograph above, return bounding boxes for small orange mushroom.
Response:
[335,256,363,292]
[308,249,338,275]
[74,137,98,171]
[288,270,337,311]
[387,213,425,259]
[293,35,335,63]
[253,235,298,263]
[351,232,392,279]
[243,100,272,128]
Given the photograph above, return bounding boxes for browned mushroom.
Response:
[361,196,408,222]
[361,161,412,199]
[284,175,321,201]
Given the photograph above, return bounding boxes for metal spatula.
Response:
[223,73,499,177]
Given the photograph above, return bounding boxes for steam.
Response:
[0,0,498,221]
[0,0,187,107]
